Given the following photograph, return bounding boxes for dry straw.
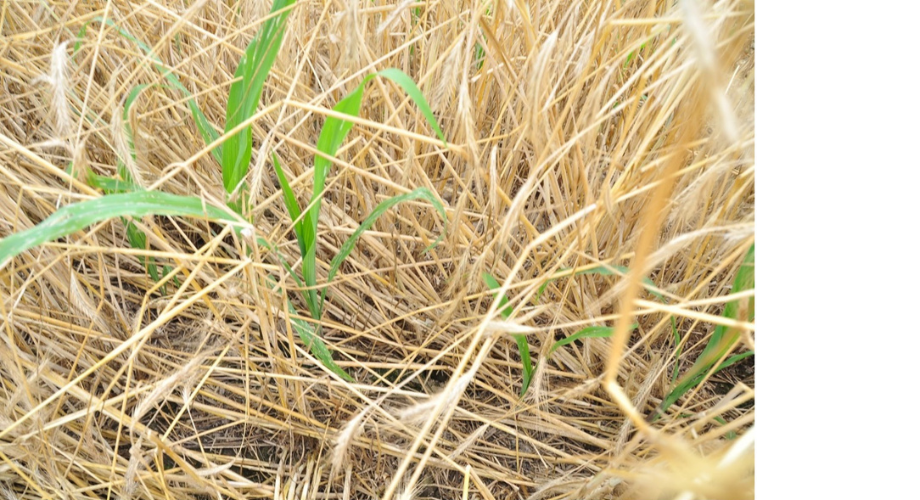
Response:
[0,0,754,499]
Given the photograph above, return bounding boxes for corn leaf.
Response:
[76,18,222,162]
[654,244,755,420]
[535,264,663,302]
[481,272,534,396]
[286,299,354,382]
[305,68,446,320]
[222,0,297,201]
[547,324,638,357]
[0,192,243,269]
[320,187,446,309]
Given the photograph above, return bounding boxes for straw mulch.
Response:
[0,1,754,499]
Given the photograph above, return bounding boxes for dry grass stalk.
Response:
[0,0,754,499]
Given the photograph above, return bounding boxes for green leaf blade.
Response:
[536,264,663,302]
[320,187,447,309]
[375,68,446,145]
[547,324,638,357]
[271,152,306,257]
[515,334,534,396]
[655,243,755,420]
[481,271,513,319]
[77,18,223,161]
[286,300,353,382]
[0,192,243,269]
[303,77,371,320]
[222,0,296,200]
[480,272,533,396]
[683,244,755,381]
